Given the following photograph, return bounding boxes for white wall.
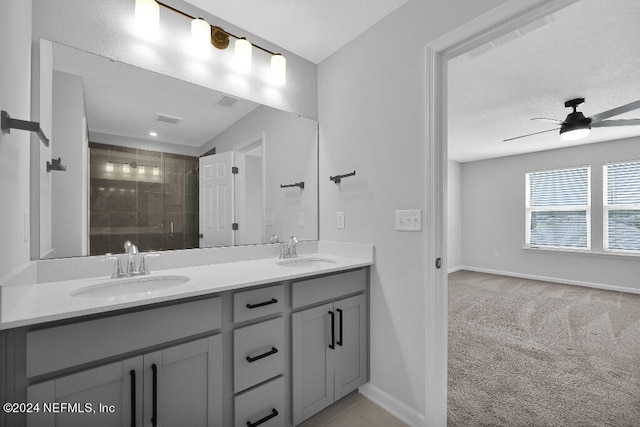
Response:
[0,0,33,280]
[461,137,640,293]
[317,0,507,421]
[204,106,318,242]
[32,0,317,120]
[447,160,462,272]
[50,71,88,258]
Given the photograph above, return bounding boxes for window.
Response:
[526,166,590,249]
[604,161,640,252]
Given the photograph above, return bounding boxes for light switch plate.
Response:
[337,212,345,229]
[395,209,422,231]
[265,213,274,227]
[297,213,305,227]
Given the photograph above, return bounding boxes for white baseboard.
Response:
[459,266,640,295]
[359,383,425,427]
[447,266,464,274]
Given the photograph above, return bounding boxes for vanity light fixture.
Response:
[139,165,145,175]
[106,161,114,172]
[122,163,131,174]
[136,1,286,84]
[134,0,160,39]
[152,166,160,176]
[234,38,252,73]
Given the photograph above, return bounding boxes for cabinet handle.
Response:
[246,298,278,309]
[246,347,278,363]
[151,363,158,427]
[328,310,335,349]
[246,408,278,427]
[129,370,136,427]
[337,308,343,346]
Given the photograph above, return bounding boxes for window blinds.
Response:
[604,161,640,252]
[526,167,590,249]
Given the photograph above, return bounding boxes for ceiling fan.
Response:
[503,98,640,142]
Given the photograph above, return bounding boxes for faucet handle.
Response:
[139,253,160,275]
[107,256,124,279]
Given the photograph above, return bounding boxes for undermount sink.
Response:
[276,257,337,267]
[70,275,190,298]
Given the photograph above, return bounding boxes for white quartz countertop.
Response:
[1,253,372,330]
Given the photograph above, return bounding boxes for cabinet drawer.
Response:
[234,284,285,323]
[292,269,366,309]
[27,296,222,377]
[235,376,285,427]
[234,317,284,393]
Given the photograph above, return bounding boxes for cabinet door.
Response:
[27,356,143,427]
[334,294,368,400]
[143,335,222,427]
[292,302,335,425]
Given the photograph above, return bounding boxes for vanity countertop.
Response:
[0,253,372,330]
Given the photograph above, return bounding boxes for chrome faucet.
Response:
[108,241,158,278]
[279,236,298,259]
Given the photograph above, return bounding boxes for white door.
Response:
[199,152,234,247]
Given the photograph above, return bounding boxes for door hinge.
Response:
[232,166,238,174]
[232,223,239,231]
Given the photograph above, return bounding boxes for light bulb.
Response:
[560,128,590,141]
[153,166,160,176]
[139,165,145,175]
[271,54,286,85]
[235,38,252,73]
[106,161,114,172]
[191,18,211,58]
[122,163,130,174]
[135,0,159,40]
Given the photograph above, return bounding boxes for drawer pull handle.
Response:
[328,310,335,349]
[246,408,278,427]
[337,308,343,346]
[246,347,278,363]
[130,369,136,427]
[151,364,158,427]
[246,298,278,309]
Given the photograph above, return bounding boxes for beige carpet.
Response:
[448,270,640,426]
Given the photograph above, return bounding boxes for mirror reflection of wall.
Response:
[39,40,318,259]
[89,143,199,255]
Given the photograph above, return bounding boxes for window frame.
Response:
[603,160,640,254]
[525,165,591,251]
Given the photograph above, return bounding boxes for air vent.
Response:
[218,96,237,108]
[156,113,182,124]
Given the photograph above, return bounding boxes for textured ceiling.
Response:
[448,0,640,163]
[183,0,409,64]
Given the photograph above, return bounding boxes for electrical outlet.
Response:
[265,213,274,227]
[337,212,345,229]
[395,209,422,231]
[297,213,305,227]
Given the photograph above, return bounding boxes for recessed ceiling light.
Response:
[149,131,158,137]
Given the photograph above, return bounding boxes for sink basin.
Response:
[70,275,190,298]
[276,257,337,267]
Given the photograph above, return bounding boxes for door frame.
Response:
[424,0,579,425]
[233,132,266,244]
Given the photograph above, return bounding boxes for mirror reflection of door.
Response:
[233,135,265,245]
[199,152,234,247]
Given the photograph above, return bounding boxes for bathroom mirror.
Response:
[40,41,318,258]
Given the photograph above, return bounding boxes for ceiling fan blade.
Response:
[591,119,640,128]
[590,99,640,123]
[531,117,563,124]
[503,128,559,142]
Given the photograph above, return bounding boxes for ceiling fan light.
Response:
[560,125,591,141]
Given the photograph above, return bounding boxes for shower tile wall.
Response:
[89,142,199,255]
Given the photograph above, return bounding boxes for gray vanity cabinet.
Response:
[27,356,143,427]
[26,335,223,427]
[291,269,368,425]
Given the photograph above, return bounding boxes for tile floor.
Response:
[299,392,408,427]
